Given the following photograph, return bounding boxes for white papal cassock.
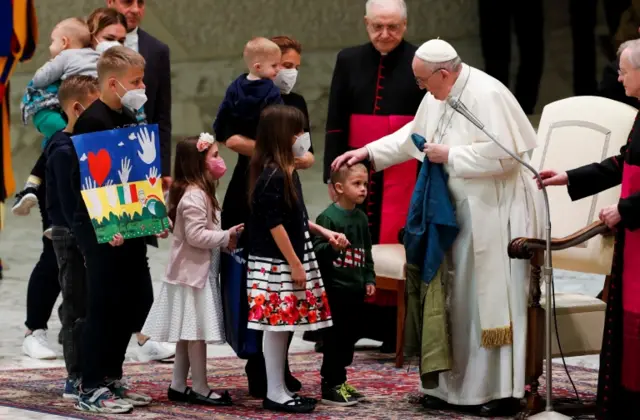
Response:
[365,62,543,405]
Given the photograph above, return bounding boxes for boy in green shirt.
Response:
[314,163,376,407]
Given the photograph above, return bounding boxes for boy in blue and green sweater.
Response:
[313,163,376,407]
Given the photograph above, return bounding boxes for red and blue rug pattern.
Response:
[0,352,597,419]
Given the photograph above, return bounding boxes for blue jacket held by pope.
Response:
[403,133,459,284]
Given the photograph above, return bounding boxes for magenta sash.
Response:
[621,162,640,391]
[349,114,417,244]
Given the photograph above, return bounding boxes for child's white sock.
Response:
[188,340,221,398]
[170,340,189,392]
[263,330,290,404]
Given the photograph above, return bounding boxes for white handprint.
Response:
[146,166,159,187]
[105,184,118,209]
[118,157,131,184]
[82,177,102,216]
[82,177,97,191]
[136,127,157,165]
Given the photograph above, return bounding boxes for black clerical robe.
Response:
[566,111,640,419]
[324,40,425,247]
[324,40,424,311]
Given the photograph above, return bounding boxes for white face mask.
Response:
[95,40,122,54]
[292,132,311,157]
[274,68,298,95]
[116,80,147,111]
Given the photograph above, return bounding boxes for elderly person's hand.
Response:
[331,148,369,172]
[599,204,621,229]
[423,143,450,163]
[536,170,569,189]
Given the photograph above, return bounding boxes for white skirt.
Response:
[246,231,333,332]
[142,249,225,343]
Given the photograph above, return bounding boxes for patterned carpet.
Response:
[0,351,598,419]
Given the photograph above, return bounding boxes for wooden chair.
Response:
[371,244,406,368]
[507,96,637,415]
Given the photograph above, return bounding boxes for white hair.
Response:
[420,56,463,73]
[619,39,640,69]
[365,0,407,19]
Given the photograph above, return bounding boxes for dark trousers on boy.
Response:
[25,183,60,332]
[321,288,365,388]
[75,231,153,389]
[51,226,86,380]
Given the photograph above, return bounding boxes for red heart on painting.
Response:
[87,149,112,187]
[148,177,157,186]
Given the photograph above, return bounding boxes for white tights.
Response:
[170,340,220,398]
[263,330,294,403]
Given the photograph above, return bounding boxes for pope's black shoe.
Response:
[477,398,521,417]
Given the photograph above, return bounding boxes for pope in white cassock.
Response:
[332,39,543,416]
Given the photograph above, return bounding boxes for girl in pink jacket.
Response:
[142,133,243,406]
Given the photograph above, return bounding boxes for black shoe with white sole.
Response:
[11,187,38,216]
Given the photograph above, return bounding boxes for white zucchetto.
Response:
[415,39,458,62]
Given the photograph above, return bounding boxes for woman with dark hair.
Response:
[244,36,318,398]
[270,36,315,169]
[218,35,316,399]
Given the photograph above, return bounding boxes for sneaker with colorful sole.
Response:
[75,387,132,414]
[107,378,152,407]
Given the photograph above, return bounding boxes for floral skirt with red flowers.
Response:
[246,234,333,332]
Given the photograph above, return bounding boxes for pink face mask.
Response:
[207,157,227,179]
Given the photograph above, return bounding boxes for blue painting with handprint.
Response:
[71,124,170,244]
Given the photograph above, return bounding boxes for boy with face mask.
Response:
[73,45,147,133]
[44,75,100,401]
[72,45,156,414]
